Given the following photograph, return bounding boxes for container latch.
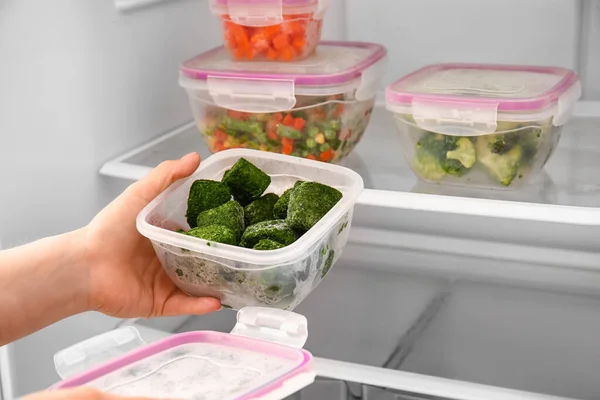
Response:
[553,80,582,127]
[412,99,499,136]
[221,0,284,27]
[53,327,146,379]
[230,307,308,349]
[208,76,296,113]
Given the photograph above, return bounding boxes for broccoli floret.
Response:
[222,158,271,206]
[447,137,476,168]
[240,220,296,248]
[487,133,519,155]
[273,181,304,219]
[477,135,523,186]
[287,182,343,233]
[185,180,231,228]
[414,132,475,180]
[253,239,285,251]
[244,193,279,227]
[185,225,237,246]
[196,200,244,241]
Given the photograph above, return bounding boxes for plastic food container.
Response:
[137,149,363,310]
[386,63,582,189]
[50,308,316,400]
[209,0,329,61]
[179,42,387,164]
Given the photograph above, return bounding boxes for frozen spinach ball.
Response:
[240,220,296,249]
[186,180,231,228]
[222,158,271,206]
[244,193,279,227]
[287,182,343,233]
[196,200,245,241]
[273,180,304,219]
[185,225,237,246]
[253,239,285,251]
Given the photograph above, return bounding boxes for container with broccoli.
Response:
[386,63,581,189]
[137,149,364,310]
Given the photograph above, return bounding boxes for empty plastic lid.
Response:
[50,308,315,400]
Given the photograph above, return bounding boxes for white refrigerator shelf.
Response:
[100,102,600,226]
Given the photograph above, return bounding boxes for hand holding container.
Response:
[386,63,582,189]
[137,149,363,310]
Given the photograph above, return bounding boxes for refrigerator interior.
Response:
[1,0,600,398]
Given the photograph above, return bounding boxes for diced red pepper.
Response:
[282,137,294,155]
[292,117,305,131]
[319,149,334,162]
[282,114,295,126]
[214,129,228,142]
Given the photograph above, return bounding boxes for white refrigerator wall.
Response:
[0,0,597,396]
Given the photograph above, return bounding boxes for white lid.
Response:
[52,308,315,400]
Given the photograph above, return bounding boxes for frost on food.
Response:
[272,180,304,219]
[196,200,245,241]
[240,220,296,249]
[222,158,271,206]
[185,225,237,246]
[244,193,279,227]
[185,180,231,228]
[286,182,342,233]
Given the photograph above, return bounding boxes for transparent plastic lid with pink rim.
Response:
[50,308,316,400]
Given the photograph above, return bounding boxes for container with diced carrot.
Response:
[210,0,325,61]
[179,42,388,163]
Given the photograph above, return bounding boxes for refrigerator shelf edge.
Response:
[99,102,600,225]
[126,323,575,400]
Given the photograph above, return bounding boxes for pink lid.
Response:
[386,63,579,112]
[51,331,314,400]
[180,41,387,87]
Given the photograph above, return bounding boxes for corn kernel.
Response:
[315,133,325,145]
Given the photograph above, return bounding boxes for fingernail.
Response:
[181,152,197,160]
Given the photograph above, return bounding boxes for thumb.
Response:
[127,152,201,205]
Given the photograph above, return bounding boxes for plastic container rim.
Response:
[179,41,388,86]
[385,63,580,113]
[136,149,364,266]
[49,330,313,399]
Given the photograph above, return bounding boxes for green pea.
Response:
[324,129,337,141]
[319,143,330,152]
[308,126,319,138]
[306,138,317,148]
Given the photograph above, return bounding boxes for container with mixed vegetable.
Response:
[180,42,387,163]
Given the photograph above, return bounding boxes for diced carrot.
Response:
[223,141,232,149]
[279,46,295,61]
[214,129,228,142]
[319,149,334,162]
[233,47,246,60]
[267,131,279,141]
[264,25,281,38]
[282,138,294,155]
[274,113,283,122]
[266,48,278,60]
[334,104,344,117]
[293,117,305,131]
[307,154,317,160]
[214,141,225,152]
[227,110,243,119]
[291,37,305,51]
[266,120,279,140]
[272,33,289,51]
[282,113,295,126]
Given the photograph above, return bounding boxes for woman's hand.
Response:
[82,152,221,318]
[0,153,220,346]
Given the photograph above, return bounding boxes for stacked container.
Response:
[180,0,388,163]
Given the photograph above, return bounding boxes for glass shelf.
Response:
[100,102,600,225]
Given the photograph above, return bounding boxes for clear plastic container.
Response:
[50,308,316,400]
[136,149,364,310]
[179,42,387,164]
[386,64,582,189]
[209,0,329,62]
